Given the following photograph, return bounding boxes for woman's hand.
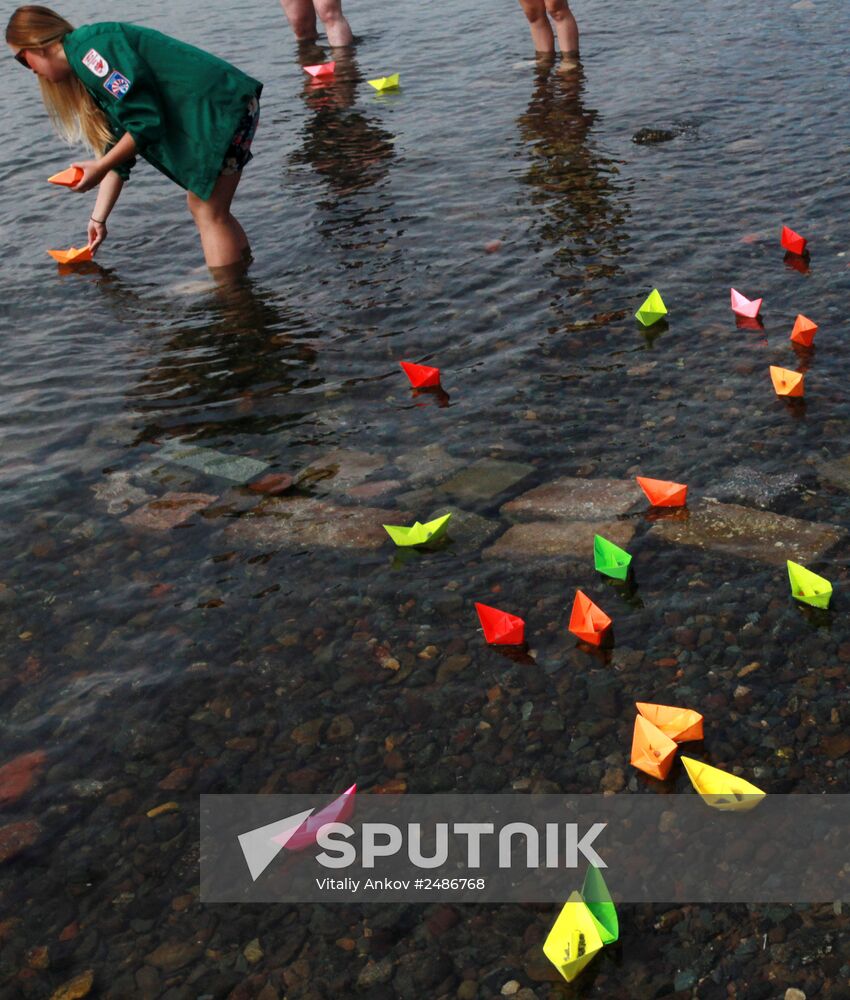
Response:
[69,160,108,194]
[87,217,108,254]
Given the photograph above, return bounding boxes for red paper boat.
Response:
[635,476,687,507]
[568,590,611,647]
[400,360,440,388]
[730,288,762,319]
[475,602,525,645]
[790,314,817,348]
[273,784,357,851]
[48,165,83,187]
[781,225,807,256]
[303,61,336,78]
[630,715,677,780]
[770,365,804,398]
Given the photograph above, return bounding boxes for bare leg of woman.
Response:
[517,0,555,54]
[313,0,354,46]
[187,172,250,270]
[280,0,318,41]
[545,0,579,55]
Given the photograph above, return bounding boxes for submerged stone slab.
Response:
[649,500,845,567]
[394,443,464,486]
[819,456,850,493]
[705,466,801,509]
[483,520,635,561]
[297,449,387,492]
[502,477,642,522]
[225,497,407,550]
[157,443,269,483]
[428,506,503,550]
[438,458,534,502]
[122,492,217,531]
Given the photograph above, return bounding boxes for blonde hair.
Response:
[6,5,113,154]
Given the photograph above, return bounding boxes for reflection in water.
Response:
[516,61,630,296]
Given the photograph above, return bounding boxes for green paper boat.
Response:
[787,559,832,609]
[635,288,667,327]
[593,534,632,581]
[383,512,452,548]
[581,864,619,945]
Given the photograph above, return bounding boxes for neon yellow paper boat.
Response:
[382,512,451,547]
[635,288,667,327]
[681,756,765,812]
[787,560,832,609]
[543,890,605,982]
[368,73,400,92]
[581,865,618,945]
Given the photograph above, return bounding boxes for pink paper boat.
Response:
[730,288,762,320]
[273,784,356,851]
[303,61,336,78]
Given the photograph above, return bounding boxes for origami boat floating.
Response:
[543,890,605,982]
[681,757,765,812]
[581,865,619,946]
[635,288,667,327]
[770,365,804,398]
[593,534,632,581]
[631,715,678,780]
[635,476,687,507]
[790,314,817,348]
[273,784,357,851]
[303,61,336,78]
[636,701,704,743]
[400,360,440,388]
[383,513,451,547]
[730,288,763,319]
[568,590,611,647]
[47,246,93,264]
[781,224,807,256]
[368,73,400,92]
[475,602,525,645]
[48,165,83,187]
[787,559,832,609]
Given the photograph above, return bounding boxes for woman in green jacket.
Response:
[6,6,262,270]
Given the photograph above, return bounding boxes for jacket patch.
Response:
[82,48,109,77]
[104,70,132,100]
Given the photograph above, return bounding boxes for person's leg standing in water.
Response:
[280,0,353,47]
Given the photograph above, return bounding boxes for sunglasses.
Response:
[14,49,31,69]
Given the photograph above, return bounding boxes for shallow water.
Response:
[2,0,850,997]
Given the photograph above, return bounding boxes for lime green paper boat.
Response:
[581,865,619,945]
[383,512,451,548]
[368,73,400,92]
[543,890,605,983]
[635,288,668,327]
[787,559,832,609]
[593,534,632,581]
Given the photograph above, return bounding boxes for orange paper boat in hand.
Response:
[636,702,704,743]
[730,288,762,319]
[770,365,804,398]
[303,61,336,78]
[400,360,440,388]
[790,314,817,348]
[568,590,611,647]
[48,165,83,187]
[630,715,678,780]
[47,246,93,264]
[636,476,687,507]
[475,602,525,645]
[781,225,807,256]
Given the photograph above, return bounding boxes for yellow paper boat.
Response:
[543,890,605,983]
[681,756,765,812]
[787,559,832,609]
[382,512,451,547]
[368,73,400,92]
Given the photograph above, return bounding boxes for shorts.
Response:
[220,95,260,176]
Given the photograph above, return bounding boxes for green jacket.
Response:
[63,23,262,200]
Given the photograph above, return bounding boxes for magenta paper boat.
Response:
[730,288,762,319]
[272,784,356,851]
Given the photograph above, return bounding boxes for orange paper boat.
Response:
[635,476,687,507]
[400,360,440,388]
[630,715,678,780]
[475,602,525,645]
[568,590,611,647]
[303,61,336,78]
[770,365,804,398]
[781,225,807,256]
[790,314,817,348]
[636,702,704,743]
[48,166,83,187]
[46,246,93,264]
[730,288,762,319]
